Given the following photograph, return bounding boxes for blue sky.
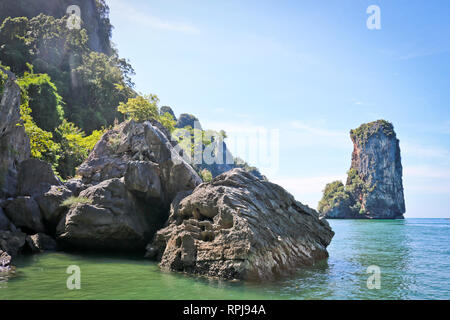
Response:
[106,0,450,218]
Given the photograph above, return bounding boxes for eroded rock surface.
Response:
[57,120,202,250]
[149,169,334,281]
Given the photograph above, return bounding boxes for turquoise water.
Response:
[0,218,448,300]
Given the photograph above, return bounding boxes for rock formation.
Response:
[0,0,113,55]
[160,106,177,122]
[56,120,202,250]
[318,120,405,219]
[175,113,202,130]
[148,169,334,281]
[0,70,31,198]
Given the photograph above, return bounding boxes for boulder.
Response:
[35,185,72,226]
[18,159,61,197]
[64,178,86,196]
[175,113,202,130]
[0,207,11,231]
[0,70,31,198]
[0,230,27,258]
[76,120,201,204]
[56,178,167,251]
[4,196,46,233]
[26,233,57,253]
[150,169,334,281]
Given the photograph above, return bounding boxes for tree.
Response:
[118,94,159,122]
[200,169,213,182]
[55,119,105,179]
[159,111,176,134]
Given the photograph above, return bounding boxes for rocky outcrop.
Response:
[175,113,202,130]
[57,178,162,250]
[18,159,62,196]
[160,106,177,121]
[4,197,46,233]
[148,169,334,281]
[57,120,202,250]
[0,70,31,198]
[0,230,27,258]
[35,185,72,227]
[318,120,405,219]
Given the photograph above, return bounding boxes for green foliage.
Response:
[16,64,64,132]
[200,169,213,182]
[318,181,349,214]
[0,66,8,95]
[159,112,176,133]
[18,74,61,166]
[55,120,106,179]
[61,196,93,209]
[118,94,159,122]
[318,169,375,215]
[71,51,134,132]
[350,120,395,146]
[0,14,134,134]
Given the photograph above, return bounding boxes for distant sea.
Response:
[0,219,448,300]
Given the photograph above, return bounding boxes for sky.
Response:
[106,0,450,218]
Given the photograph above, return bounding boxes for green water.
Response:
[1,218,449,300]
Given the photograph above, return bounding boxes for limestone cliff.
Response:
[0,70,31,198]
[0,0,112,55]
[318,120,405,219]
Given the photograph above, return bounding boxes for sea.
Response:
[0,218,448,300]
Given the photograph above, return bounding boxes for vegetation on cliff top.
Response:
[350,120,395,146]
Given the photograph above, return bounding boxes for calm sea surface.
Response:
[0,218,448,300]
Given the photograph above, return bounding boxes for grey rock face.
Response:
[57,178,164,250]
[0,70,31,198]
[0,230,27,258]
[0,207,12,231]
[319,120,405,219]
[18,159,61,197]
[175,113,202,130]
[77,120,201,202]
[35,185,72,226]
[150,169,334,281]
[57,120,202,251]
[4,196,46,233]
[349,122,405,218]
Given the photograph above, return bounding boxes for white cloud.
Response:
[402,142,450,160]
[108,0,199,34]
[404,165,450,179]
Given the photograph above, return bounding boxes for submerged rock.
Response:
[26,233,57,253]
[149,169,334,281]
[318,120,405,219]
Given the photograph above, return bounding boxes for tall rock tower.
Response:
[318,120,405,219]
